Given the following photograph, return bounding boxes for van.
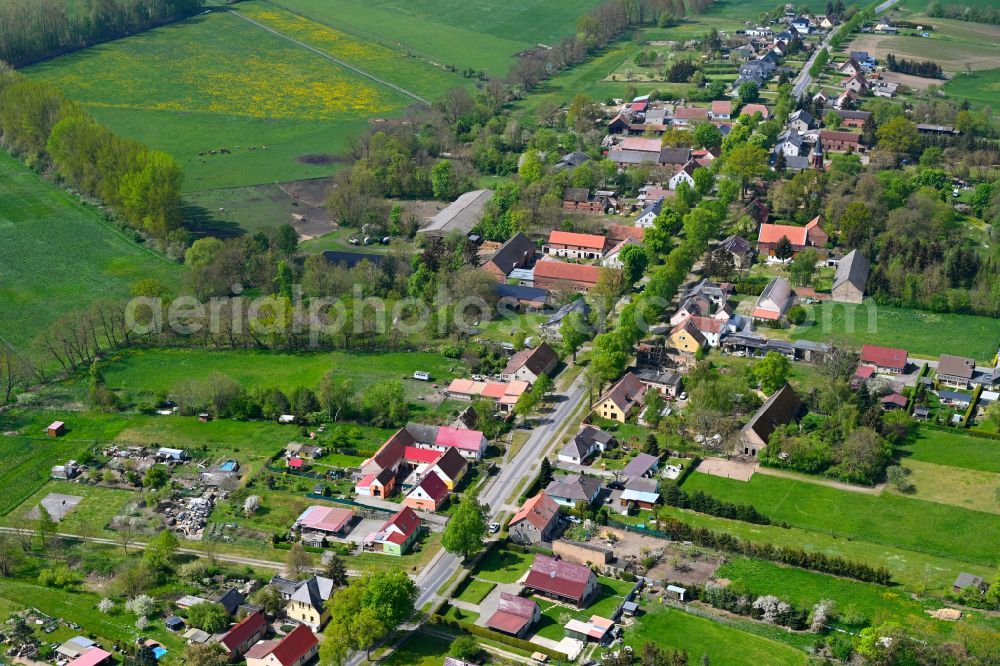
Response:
[413,371,431,381]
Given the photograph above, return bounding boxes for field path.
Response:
[757,466,885,495]
[222,8,432,106]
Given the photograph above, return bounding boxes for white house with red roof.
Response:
[710,100,732,120]
[245,625,318,666]
[668,160,698,190]
[752,276,793,322]
[403,472,450,511]
[363,506,422,556]
[545,230,609,260]
[859,344,908,375]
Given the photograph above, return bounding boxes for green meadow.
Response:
[682,472,1000,567]
[0,151,182,350]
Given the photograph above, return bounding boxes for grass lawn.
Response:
[455,578,496,605]
[101,347,463,401]
[382,631,458,666]
[790,302,1000,361]
[624,606,807,666]
[25,3,461,192]
[472,548,533,584]
[1,481,139,536]
[0,150,183,350]
[885,459,1000,515]
[899,427,1000,473]
[681,473,1000,567]
[716,558,965,638]
[317,452,368,468]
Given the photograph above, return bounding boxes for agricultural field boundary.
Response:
[224,7,431,105]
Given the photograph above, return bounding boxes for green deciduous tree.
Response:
[752,352,791,395]
[442,498,488,561]
[186,602,230,634]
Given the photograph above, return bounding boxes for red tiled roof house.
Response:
[219,611,267,660]
[757,216,827,256]
[245,625,319,666]
[859,344,908,375]
[545,230,609,260]
[524,554,598,607]
[509,492,561,545]
[485,593,541,638]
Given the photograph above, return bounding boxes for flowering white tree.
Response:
[125,594,156,618]
[98,598,114,614]
[810,599,835,632]
[243,495,261,517]
[752,595,791,624]
[135,616,148,630]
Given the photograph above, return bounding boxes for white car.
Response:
[489,522,500,533]
[679,392,688,400]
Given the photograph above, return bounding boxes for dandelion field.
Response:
[25,4,462,191]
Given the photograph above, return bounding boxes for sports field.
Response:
[681,472,1000,566]
[0,151,183,351]
[25,3,462,191]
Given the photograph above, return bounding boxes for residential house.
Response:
[790,16,811,34]
[622,452,660,480]
[606,223,645,244]
[482,232,535,281]
[752,276,793,322]
[407,423,488,460]
[710,100,733,120]
[523,555,599,607]
[404,472,450,511]
[558,425,614,465]
[881,393,908,410]
[677,315,725,347]
[594,372,647,423]
[533,260,604,293]
[363,506,422,556]
[860,344,908,375]
[718,234,754,268]
[776,130,804,157]
[740,384,802,456]
[838,57,863,77]
[684,278,734,307]
[485,594,542,638]
[215,589,245,616]
[668,319,707,354]
[757,216,828,256]
[354,466,396,499]
[833,89,856,110]
[294,506,354,537]
[509,492,562,545]
[820,130,863,153]
[634,367,683,398]
[668,160,698,190]
[545,474,602,507]
[842,72,869,94]
[745,27,774,38]
[740,103,770,119]
[418,189,493,238]
[835,109,871,128]
[541,298,590,339]
[634,197,665,228]
[502,342,559,384]
[820,15,836,29]
[602,237,641,269]
[285,443,321,460]
[219,611,268,659]
[874,18,897,33]
[672,107,709,126]
[937,355,976,389]
[830,249,870,304]
[285,576,334,630]
[619,477,660,513]
[245,625,318,666]
[428,447,468,490]
[787,109,813,133]
[670,295,710,326]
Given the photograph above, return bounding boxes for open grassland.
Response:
[899,427,1000,473]
[0,151,183,350]
[791,301,1000,361]
[716,558,999,638]
[944,68,1000,110]
[101,347,462,398]
[886,459,1000,514]
[625,606,808,666]
[26,5,457,191]
[657,505,993,594]
[0,436,92,517]
[681,473,1000,567]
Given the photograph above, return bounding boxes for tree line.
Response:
[927,1,1000,26]
[653,516,894,584]
[0,65,184,242]
[662,483,772,525]
[885,53,944,79]
[0,0,204,67]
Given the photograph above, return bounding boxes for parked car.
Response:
[413,371,431,381]
[489,522,500,533]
